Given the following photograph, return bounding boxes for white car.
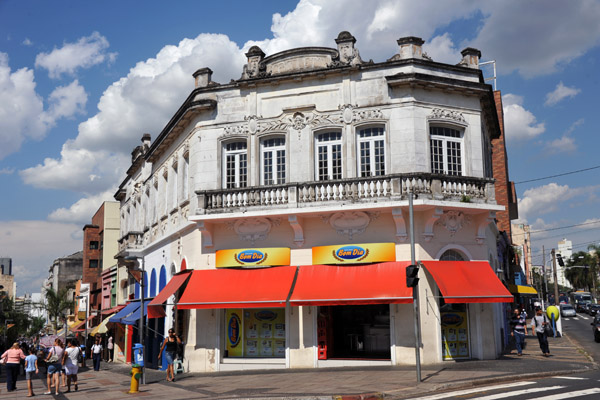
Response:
[560,304,577,317]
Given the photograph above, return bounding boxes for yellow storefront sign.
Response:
[312,243,396,265]
[216,247,290,268]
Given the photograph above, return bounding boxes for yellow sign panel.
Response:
[312,243,396,265]
[216,248,290,268]
[225,308,286,358]
[441,311,470,360]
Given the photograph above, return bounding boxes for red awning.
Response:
[288,262,413,306]
[422,260,513,303]
[148,270,193,318]
[69,314,95,332]
[101,304,126,314]
[177,266,298,309]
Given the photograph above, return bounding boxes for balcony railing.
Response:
[118,231,144,252]
[195,173,495,214]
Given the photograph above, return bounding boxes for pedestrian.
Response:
[44,338,64,396]
[1,342,26,392]
[531,307,551,357]
[91,336,103,371]
[63,339,81,392]
[107,335,114,362]
[158,328,182,382]
[510,308,528,356]
[25,348,39,397]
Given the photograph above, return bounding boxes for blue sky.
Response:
[1,0,599,294]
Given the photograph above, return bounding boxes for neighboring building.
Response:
[512,223,532,284]
[0,257,15,300]
[0,257,12,275]
[42,251,83,329]
[14,293,33,314]
[557,238,572,288]
[115,32,513,372]
[82,201,121,328]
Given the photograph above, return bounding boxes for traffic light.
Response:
[406,264,420,288]
[557,254,564,267]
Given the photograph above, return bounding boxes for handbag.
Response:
[77,347,83,364]
[48,347,59,363]
[543,315,553,336]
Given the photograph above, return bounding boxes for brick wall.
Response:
[492,90,512,237]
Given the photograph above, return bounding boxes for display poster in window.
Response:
[441,311,469,360]
[216,247,290,268]
[312,242,396,265]
[226,308,285,358]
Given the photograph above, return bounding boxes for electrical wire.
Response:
[514,165,600,185]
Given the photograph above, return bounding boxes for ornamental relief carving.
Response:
[227,217,281,244]
[435,210,472,236]
[427,108,467,125]
[223,107,385,138]
[321,211,379,239]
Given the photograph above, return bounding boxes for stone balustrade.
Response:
[195,174,495,214]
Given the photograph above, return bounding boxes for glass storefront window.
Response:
[225,308,285,358]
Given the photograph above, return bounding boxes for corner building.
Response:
[116,32,513,372]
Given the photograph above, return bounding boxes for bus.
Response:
[570,291,593,312]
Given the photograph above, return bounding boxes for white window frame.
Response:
[260,136,286,185]
[356,126,385,177]
[181,153,189,202]
[315,131,343,181]
[222,141,248,188]
[430,126,464,176]
[170,161,178,211]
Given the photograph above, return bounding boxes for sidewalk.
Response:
[1,334,596,400]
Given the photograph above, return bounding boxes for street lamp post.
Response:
[125,255,145,385]
[76,294,88,367]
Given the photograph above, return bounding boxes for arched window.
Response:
[430,126,464,176]
[260,137,286,185]
[159,265,167,291]
[150,269,157,298]
[315,131,342,180]
[143,271,149,299]
[440,249,466,261]
[357,126,385,177]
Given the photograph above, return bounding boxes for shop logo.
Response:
[235,250,266,265]
[228,313,241,347]
[334,245,368,261]
[255,310,277,321]
[441,313,464,326]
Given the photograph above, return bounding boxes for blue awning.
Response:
[108,302,140,324]
[121,300,151,325]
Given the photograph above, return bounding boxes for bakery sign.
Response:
[312,243,396,265]
[216,247,291,268]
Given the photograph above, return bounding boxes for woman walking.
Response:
[158,328,182,382]
[531,307,551,356]
[1,342,26,392]
[63,339,81,392]
[91,336,103,371]
[44,338,64,396]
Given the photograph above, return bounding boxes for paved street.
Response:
[0,329,596,400]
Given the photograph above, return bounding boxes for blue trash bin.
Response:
[133,343,144,367]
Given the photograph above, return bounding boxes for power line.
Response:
[514,165,600,185]
[512,220,600,236]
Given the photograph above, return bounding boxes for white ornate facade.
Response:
[116,33,509,372]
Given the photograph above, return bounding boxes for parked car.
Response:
[576,301,587,313]
[560,304,577,318]
[584,301,593,314]
[591,314,600,342]
[590,304,600,316]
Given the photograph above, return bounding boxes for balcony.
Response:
[117,231,144,253]
[195,173,496,214]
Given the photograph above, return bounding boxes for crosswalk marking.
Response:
[552,376,588,380]
[470,385,565,400]
[404,382,537,400]
[526,388,600,400]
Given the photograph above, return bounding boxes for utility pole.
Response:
[542,246,548,307]
[551,249,559,305]
[409,193,421,383]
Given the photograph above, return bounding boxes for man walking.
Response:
[510,308,528,356]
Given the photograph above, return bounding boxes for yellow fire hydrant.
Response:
[128,364,142,394]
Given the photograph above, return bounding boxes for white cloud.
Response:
[545,82,581,106]
[0,167,15,175]
[0,221,82,295]
[23,38,33,46]
[423,33,460,64]
[44,80,87,122]
[502,94,545,141]
[35,31,117,78]
[472,1,600,77]
[518,183,600,222]
[542,119,583,154]
[48,189,117,224]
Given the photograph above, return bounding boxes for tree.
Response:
[565,250,597,294]
[40,287,75,334]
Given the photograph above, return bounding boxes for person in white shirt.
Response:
[63,340,81,392]
[91,337,103,371]
[106,336,114,362]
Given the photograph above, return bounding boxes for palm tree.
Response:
[587,244,600,298]
[41,287,75,334]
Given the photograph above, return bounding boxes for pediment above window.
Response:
[427,108,468,127]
